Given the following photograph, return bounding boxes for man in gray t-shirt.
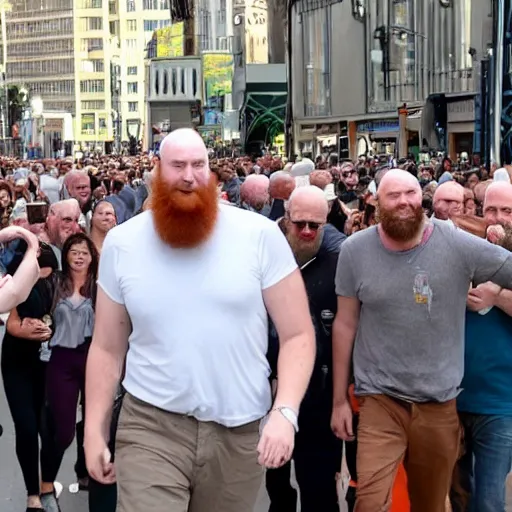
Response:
[336,219,512,404]
[330,169,512,512]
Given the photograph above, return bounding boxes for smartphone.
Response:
[26,202,49,224]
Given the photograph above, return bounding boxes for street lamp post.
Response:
[30,95,44,158]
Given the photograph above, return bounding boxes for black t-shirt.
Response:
[2,276,55,363]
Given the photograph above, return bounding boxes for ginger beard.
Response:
[378,202,424,242]
[151,168,219,248]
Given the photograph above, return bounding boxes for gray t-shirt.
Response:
[335,220,512,403]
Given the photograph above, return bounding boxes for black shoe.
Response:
[0,423,3,437]
[26,508,44,512]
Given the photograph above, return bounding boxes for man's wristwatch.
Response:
[272,406,299,433]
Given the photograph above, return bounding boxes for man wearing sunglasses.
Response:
[266,185,346,512]
[339,163,360,208]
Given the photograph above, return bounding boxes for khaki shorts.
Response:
[115,393,264,512]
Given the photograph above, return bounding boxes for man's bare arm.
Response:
[263,269,315,412]
[332,296,360,406]
[495,288,512,317]
[85,288,131,441]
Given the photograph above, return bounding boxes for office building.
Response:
[288,0,492,160]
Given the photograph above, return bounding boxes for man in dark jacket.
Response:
[266,185,345,512]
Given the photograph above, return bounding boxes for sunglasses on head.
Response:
[290,220,322,231]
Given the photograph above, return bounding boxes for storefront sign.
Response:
[447,98,475,123]
[357,120,399,133]
[44,118,63,132]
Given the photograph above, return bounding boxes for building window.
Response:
[98,116,107,135]
[127,82,138,94]
[81,38,103,52]
[302,5,331,117]
[127,19,137,31]
[109,20,119,36]
[80,0,101,7]
[128,101,138,112]
[108,0,117,13]
[82,100,105,110]
[127,66,138,75]
[80,79,105,93]
[125,39,137,50]
[217,0,225,24]
[143,0,158,8]
[159,0,169,8]
[199,8,212,51]
[143,19,170,31]
[82,17,103,30]
[81,59,104,72]
[29,80,75,96]
[81,113,95,135]
[216,37,229,51]
[126,0,136,11]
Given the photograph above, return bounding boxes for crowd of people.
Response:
[0,132,511,512]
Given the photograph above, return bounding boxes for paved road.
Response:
[0,325,278,512]
[1,321,509,512]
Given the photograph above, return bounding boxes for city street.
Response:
[0,326,279,512]
[1,323,510,512]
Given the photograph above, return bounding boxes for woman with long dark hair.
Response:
[44,233,99,498]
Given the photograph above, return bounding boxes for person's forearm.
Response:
[332,324,356,406]
[85,343,124,440]
[11,249,39,298]
[496,288,512,317]
[273,333,315,412]
[0,250,39,313]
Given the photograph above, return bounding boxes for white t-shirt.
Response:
[98,205,298,426]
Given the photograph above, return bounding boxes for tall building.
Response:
[288,0,492,160]
[2,0,172,153]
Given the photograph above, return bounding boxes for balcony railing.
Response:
[148,57,202,102]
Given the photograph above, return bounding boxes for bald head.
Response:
[158,128,210,189]
[284,186,329,265]
[64,170,91,206]
[432,181,464,220]
[287,185,329,219]
[46,199,81,248]
[378,169,421,197]
[269,171,295,200]
[50,198,81,218]
[240,174,269,211]
[159,128,207,161]
[484,182,512,226]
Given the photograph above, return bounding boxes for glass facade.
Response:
[366,0,474,112]
[302,5,331,117]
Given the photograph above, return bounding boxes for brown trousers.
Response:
[115,393,264,512]
[355,394,461,512]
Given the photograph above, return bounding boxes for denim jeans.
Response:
[451,412,512,512]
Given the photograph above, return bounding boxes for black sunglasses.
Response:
[290,220,322,231]
[342,170,357,177]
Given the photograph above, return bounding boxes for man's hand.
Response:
[467,282,502,312]
[85,435,116,485]
[487,224,506,245]
[257,411,294,469]
[20,318,52,341]
[331,401,354,441]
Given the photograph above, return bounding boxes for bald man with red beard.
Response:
[84,129,316,512]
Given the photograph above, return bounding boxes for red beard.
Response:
[151,169,219,248]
